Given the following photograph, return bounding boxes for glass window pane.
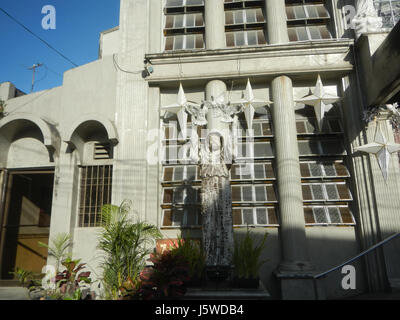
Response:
[235,10,244,24]
[164,167,173,181]
[257,30,267,45]
[186,210,197,226]
[174,15,184,28]
[247,31,258,45]
[339,207,354,224]
[268,208,278,224]
[163,189,173,203]
[186,14,195,27]
[310,163,323,177]
[256,208,267,224]
[242,186,253,201]
[308,26,321,39]
[265,163,275,179]
[246,9,257,23]
[226,32,235,47]
[254,164,265,179]
[300,163,311,177]
[302,185,313,200]
[174,166,184,181]
[235,32,246,46]
[306,5,319,18]
[313,207,327,223]
[304,207,315,224]
[311,184,324,200]
[337,184,351,200]
[225,11,234,25]
[187,166,196,180]
[195,34,204,48]
[296,27,309,41]
[186,35,196,49]
[166,0,183,8]
[323,163,337,177]
[241,164,252,179]
[328,207,342,223]
[256,8,265,22]
[288,28,298,41]
[243,209,254,224]
[173,189,184,203]
[255,186,266,201]
[321,140,344,155]
[165,15,174,29]
[294,6,307,19]
[286,6,295,20]
[325,184,339,200]
[172,209,184,226]
[233,209,242,225]
[232,186,242,201]
[163,210,173,226]
[174,35,184,50]
[266,185,276,201]
[255,142,273,158]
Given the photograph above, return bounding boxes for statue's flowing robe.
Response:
[200,146,234,267]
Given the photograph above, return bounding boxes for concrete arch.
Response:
[66,114,118,146]
[64,114,118,164]
[0,113,59,167]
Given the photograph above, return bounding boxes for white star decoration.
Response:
[355,123,400,182]
[296,75,341,131]
[161,83,200,139]
[231,79,272,132]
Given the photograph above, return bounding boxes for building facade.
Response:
[0,0,399,299]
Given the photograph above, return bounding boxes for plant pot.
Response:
[232,277,259,289]
[185,277,203,288]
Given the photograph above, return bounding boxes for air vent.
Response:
[94,142,112,160]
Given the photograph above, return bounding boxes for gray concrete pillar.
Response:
[204,0,226,50]
[206,80,229,132]
[265,0,289,44]
[271,76,315,299]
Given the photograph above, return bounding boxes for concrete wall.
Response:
[99,27,120,59]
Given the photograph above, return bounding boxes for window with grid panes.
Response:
[231,111,279,227]
[374,0,400,29]
[285,0,333,42]
[295,98,355,226]
[224,0,267,47]
[161,116,202,228]
[78,165,113,227]
[164,0,205,51]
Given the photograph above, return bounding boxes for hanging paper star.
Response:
[161,83,200,139]
[231,79,272,132]
[296,75,341,131]
[355,123,400,182]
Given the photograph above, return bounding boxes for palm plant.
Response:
[38,233,73,273]
[233,227,268,279]
[98,200,161,300]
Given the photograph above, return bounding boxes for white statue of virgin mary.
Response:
[191,131,234,267]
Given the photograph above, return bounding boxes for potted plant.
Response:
[170,236,205,287]
[232,227,268,289]
[139,250,190,300]
[97,200,161,300]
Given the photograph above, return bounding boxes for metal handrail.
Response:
[312,232,400,299]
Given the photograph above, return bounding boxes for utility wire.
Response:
[0,7,78,67]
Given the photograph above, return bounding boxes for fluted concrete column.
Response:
[265,0,289,44]
[204,0,226,50]
[206,80,229,132]
[271,76,311,271]
[271,76,316,299]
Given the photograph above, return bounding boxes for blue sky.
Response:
[0,0,120,93]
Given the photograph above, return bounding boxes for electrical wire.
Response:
[112,54,143,74]
[0,7,78,67]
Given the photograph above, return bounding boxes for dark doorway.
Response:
[0,171,54,280]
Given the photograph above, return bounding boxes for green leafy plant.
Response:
[54,257,92,300]
[9,267,43,290]
[170,235,205,282]
[139,251,190,300]
[98,200,162,300]
[233,228,268,279]
[38,233,72,273]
